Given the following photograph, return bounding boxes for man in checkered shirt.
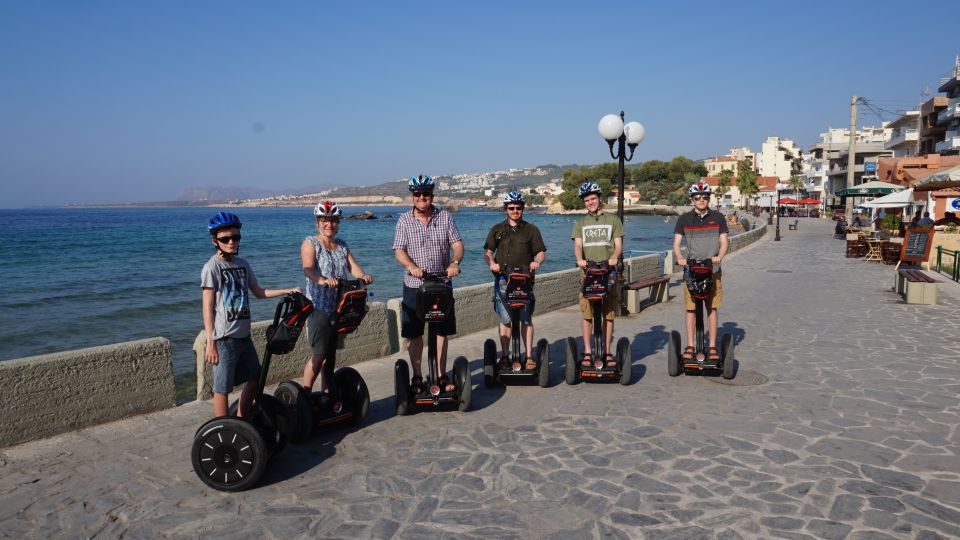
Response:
[393,175,465,394]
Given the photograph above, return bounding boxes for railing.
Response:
[935,135,960,153]
[936,246,959,283]
[886,128,919,148]
[936,100,960,125]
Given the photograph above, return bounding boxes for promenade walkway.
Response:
[2,219,959,539]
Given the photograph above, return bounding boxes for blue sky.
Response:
[1,1,956,207]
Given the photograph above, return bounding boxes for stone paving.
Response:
[2,219,960,539]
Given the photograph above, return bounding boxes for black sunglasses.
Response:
[691,195,710,201]
[216,234,242,244]
[412,191,434,198]
[506,205,524,211]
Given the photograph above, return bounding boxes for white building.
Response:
[758,136,802,181]
[806,126,892,208]
[884,111,920,157]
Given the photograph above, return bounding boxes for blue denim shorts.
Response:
[493,280,535,326]
[213,336,261,394]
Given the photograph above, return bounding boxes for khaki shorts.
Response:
[579,287,619,321]
[684,271,723,310]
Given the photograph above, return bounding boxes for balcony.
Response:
[935,131,960,153]
[937,98,960,125]
[885,128,919,149]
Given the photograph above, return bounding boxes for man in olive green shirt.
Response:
[571,182,623,367]
[484,191,546,369]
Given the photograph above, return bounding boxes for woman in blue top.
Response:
[301,201,373,395]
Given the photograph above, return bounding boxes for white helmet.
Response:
[313,201,342,218]
[689,181,713,197]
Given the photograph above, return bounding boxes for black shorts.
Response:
[307,310,334,355]
[401,285,457,339]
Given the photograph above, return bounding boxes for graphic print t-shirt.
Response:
[572,212,624,263]
[201,255,260,339]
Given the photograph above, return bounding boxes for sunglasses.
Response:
[319,218,340,224]
[691,195,710,201]
[506,206,524,211]
[412,191,434,198]
[216,234,242,244]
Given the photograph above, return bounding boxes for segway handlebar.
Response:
[421,271,452,283]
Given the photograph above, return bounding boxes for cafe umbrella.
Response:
[835,180,903,197]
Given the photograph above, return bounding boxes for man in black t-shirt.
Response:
[483,191,546,369]
[672,181,729,363]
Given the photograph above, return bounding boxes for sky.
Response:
[1,1,957,207]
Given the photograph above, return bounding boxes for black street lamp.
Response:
[598,111,646,226]
[774,182,787,241]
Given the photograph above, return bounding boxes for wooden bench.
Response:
[623,274,670,314]
[897,268,938,305]
[788,219,799,231]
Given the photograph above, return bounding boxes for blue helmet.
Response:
[578,181,602,199]
[207,212,242,234]
[501,191,525,206]
[408,175,434,192]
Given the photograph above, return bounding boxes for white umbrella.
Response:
[916,164,960,191]
[862,188,914,208]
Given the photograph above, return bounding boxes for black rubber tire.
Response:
[483,338,498,388]
[335,367,370,425]
[668,330,682,377]
[274,381,313,442]
[394,359,411,416]
[191,417,267,492]
[227,394,288,455]
[537,338,550,388]
[617,337,631,386]
[454,356,471,412]
[721,333,735,380]
[565,337,578,385]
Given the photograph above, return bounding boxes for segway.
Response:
[191,292,313,492]
[564,262,632,385]
[273,279,371,442]
[395,272,471,414]
[667,259,735,379]
[483,266,549,388]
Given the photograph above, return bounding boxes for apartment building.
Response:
[935,56,960,155]
[884,111,920,157]
[758,137,802,181]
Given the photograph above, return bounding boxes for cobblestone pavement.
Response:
[3,220,960,540]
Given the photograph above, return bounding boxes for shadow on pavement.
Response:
[720,321,746,346]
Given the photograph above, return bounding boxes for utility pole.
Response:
[844,96,859,221]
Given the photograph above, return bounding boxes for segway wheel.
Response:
[454,356,471,412]
[721,333,735,380]
[564,337,578,385]
[616,337,631,386]
[536,338,550,388]
[227,395,288,455]
[274,381,313,442]
[483,338,499,388]
[394,359,412,416]
[667,330,682,377]
[335,367,370,425]
[191,417,267,492]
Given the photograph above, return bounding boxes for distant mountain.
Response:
[177,184,337,202]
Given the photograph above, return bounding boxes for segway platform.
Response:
[564,263,632,386]
[667,259,735,379]
[483,269,550,388]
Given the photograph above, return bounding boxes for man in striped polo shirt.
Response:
[673,180,729,363]
[393,175,464,394]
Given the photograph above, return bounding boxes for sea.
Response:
[0,206,680,394]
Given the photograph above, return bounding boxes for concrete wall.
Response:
[195,301,394,400]
[0,338,175,448]
[664,224,768,273]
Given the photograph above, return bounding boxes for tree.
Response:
[525,193,545,206]
[716,170,734,210]
[736,165,759,211]
[788,175,805,200]
[558,166,615,210]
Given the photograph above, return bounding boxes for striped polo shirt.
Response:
[674,209,729,270]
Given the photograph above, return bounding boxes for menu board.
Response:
[900,228,935,263]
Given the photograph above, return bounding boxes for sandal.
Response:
[681,346,695,361]
[581,352,593,368]
[604,354,618,369]
[438,375,456,393]
[524,357,537,370]
[410,375,424,395]
[707,347,721,362]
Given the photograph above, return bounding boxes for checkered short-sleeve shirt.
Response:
[392,207,462,288]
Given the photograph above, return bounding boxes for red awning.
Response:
[797,198,820,205]
[777,198,800,204]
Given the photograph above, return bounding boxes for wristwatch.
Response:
[451,260,461,265]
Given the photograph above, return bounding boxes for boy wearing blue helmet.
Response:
[201,212,300,418]
[571,182,623,367]
[484,191,546,368]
